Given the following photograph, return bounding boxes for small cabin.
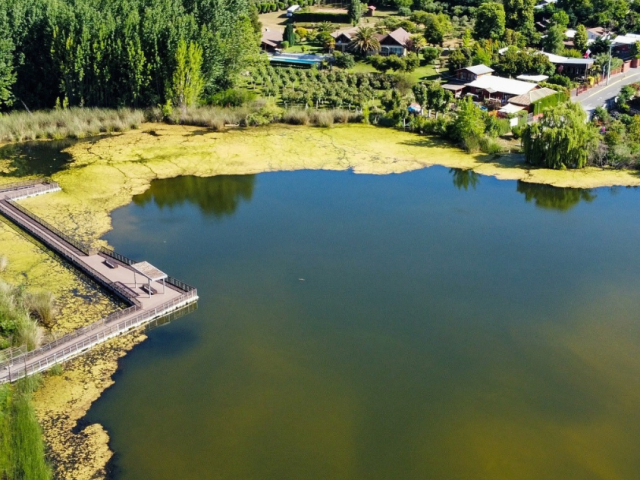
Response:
[456,64,494,83]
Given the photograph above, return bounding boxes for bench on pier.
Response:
[103,260,118,269]
[140,284,158,296]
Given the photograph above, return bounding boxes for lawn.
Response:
[349,60,440,82]
[284,42,324,54]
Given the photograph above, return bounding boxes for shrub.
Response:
[484,115,511,137]
[548,74,572,88]
[479,136,504,154]
[24,292,56,328]
[334,51,356,69]
[310,110,334,127]
[422,46,440,64]
[207,89,256,107]
[282,108,311,125]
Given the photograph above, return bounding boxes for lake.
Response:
[85,167,640,480]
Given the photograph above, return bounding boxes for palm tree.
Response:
[349,27,380,56]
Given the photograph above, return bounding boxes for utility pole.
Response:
[607,41,613,85]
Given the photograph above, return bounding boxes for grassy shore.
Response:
[0,376,51,480]
[0,103,364,143]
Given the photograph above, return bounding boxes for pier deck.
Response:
[0,180,198,383]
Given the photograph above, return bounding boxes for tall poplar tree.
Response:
[171,39,204,108]
[0,5,16,107]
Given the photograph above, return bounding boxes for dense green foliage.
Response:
[0,0,260,110]
[493,47,555,77]
[523,102,598,169]
[504,0,535,36]
[412,81,452,113]
[531,91,569,115]
[473,2,506,40]
[411,12,451,46]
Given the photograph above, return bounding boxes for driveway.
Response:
[573,69,640,116]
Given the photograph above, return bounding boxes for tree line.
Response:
[0,0,262,111]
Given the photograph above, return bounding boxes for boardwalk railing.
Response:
[100,246,197,293]
[5,197,91,255]
[3,291,197,381]
[0,178,52,194]
[0,180,199,383]
[0,201,141,306]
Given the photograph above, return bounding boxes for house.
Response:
[331,27,359,53]
[534,0,557,9]
[565,26,609,48]
[456,64,494,82]
[538,51,594,78]
[261,30,283,52]
[612,33,640,59]
[587,27,608,40]
[517,74,549,82]
[508,87,558,112]
[332,27,411,56]
[379,28,411,56]
[366,5,376,16]
[465,75,538,104]
[441,84,467,98]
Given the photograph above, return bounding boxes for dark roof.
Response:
[331,27,359,40]
[380,28,411,47]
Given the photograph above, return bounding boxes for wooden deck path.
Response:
[0,180,198,383]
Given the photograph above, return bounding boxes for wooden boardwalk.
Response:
[0,180,198,383]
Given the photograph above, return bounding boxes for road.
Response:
[572,69,640,116]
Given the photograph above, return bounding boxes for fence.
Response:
[2,291,198,382]
[6,196,91,255]
[0,180,199,382]
[100,247,198,293]
[0,178,51,194]
[574,69,624,96]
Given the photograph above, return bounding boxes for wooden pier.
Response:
[0,179,198,383]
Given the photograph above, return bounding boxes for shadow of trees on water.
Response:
[133,175,256,218]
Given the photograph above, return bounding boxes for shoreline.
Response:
[2,122,640,479]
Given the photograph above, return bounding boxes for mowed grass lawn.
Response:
[350,61,440,82]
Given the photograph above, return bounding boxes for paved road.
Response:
[573,69,640,116]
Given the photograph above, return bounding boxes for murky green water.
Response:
[86,168,640,480]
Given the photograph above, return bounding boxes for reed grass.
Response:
[0,376,51,480]
[0,108,145,143]
[24,292,57,328]
[0,103,364,143]
[14,316,45,352]
[0,280,51,351]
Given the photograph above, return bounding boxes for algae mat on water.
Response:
[3,123,640,479]
[13,123,640,243]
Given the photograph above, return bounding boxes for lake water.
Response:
[85,168,640,480]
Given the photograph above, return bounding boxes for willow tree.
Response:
[522,102,599,169]
[171,39,204,108]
